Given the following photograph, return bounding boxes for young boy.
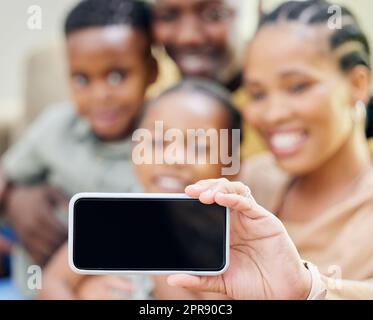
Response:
[39,79,242,300]
[0,0,157,297]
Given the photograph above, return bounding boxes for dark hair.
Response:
[64,0,151,37]
[258,0,373,138]
[147,79,243,145]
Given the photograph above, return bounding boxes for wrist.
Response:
[292,261,312,300]
[302,261,327,300]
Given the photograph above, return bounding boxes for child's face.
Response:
[134,91,232,193]
[67,25,155,141]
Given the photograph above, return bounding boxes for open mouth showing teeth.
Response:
[269,131,308,156]
[176,55,212,74]
[153,176,186,193]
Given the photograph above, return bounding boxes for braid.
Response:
[258,0,372,137]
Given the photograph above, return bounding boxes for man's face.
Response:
[152,0,238,82]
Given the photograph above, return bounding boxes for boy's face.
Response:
[152,0,238,82]
[67,25,155,141]
[134,91,232,193]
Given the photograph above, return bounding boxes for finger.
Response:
[25,242,49,266]
[20,205,67,258]
[31,193,67,236]
[215,192,268,220]
[167,274,224,294]
[102,277,134,300]
[29,227,65,255]
[45,186,68,208]
[38,206,68,239]
[185,183,214,198]
[35,219,66,250]
[0,235,12,253]
[198,181,249,205]
[194,179,220,186]
[185,179,229,199]
[23,222,64,263]
[25,235,54,259]
[103,276,134,292]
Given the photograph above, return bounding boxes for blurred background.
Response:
[0,0,372,153]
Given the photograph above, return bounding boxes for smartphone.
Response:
[69,193,229,275]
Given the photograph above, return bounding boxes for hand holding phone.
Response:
[167,179,312,300]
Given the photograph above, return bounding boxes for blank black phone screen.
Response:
[72,198,227,271]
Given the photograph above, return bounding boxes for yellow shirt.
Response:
[147,47,266,159]
[369,138,373,154]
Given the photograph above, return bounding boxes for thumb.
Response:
[167,274,224,294]
[45,186,68,207]
[104,276,134,292]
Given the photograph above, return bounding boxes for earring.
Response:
[353,100,367,123]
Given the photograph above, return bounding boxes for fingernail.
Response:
[188,184,202,190]
[202,189,212,196]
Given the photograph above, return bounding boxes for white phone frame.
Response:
[68,192,230,276]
